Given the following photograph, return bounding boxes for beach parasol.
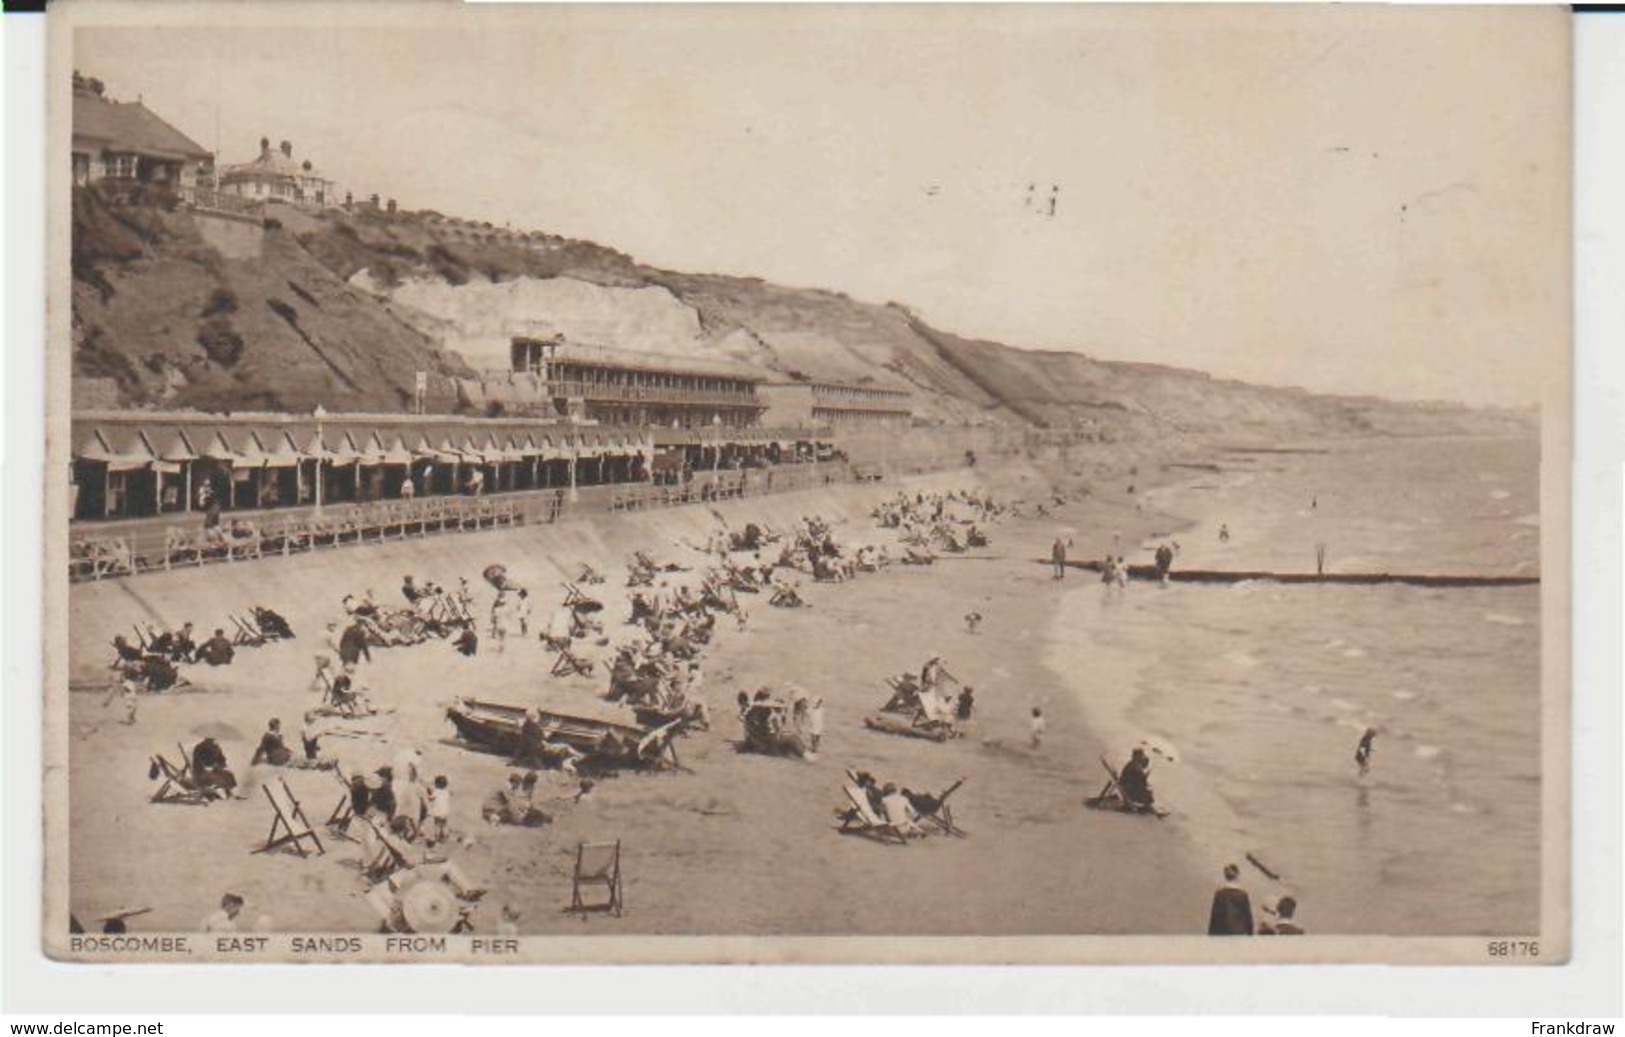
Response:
[401,881,458,934]
[482,564,520,593]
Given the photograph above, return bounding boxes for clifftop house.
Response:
[219,137,336,209]
[70,72,212,199]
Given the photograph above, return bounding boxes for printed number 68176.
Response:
[1486,940,1539,958]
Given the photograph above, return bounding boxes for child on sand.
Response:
[1029,707,1046,748]
[497,904,522,936]
[426,775,451,844]
[104,678,139,725]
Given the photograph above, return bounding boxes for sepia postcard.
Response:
[42,1,1572,966]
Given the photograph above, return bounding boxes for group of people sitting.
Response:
[875,490,1001,558]
[737,685,825,758]
[843,769,956,839]
[481,771,554,827]
[249,715,336,772]
[626,550,688,588]
[110,605,295,693]
[511,708,589,774]
[882,655,975,731]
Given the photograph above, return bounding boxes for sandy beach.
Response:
[67,458,1218,940]
[63,432,1542,943]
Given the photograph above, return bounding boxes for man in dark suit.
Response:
[1208,864,1255,935]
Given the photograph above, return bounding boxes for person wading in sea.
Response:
[1355,727,1378,776]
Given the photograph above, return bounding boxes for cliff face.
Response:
[70,192,1532,440]
[70,187,473,414]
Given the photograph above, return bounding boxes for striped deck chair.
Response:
[906,779,968,837]
[834,784,908,845]
[570,840,623,917]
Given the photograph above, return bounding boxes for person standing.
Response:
[1029,706,1046,748]
[1208,864,1255,935]
[426,776,452,845]
[1154,543,1175,586]
[514,589,532,637]
[807,696,826,753]
[1355,727,1378,776]
[338,618,371,668]
[1051,537,1069,580]
[401,475,416,502]
[489,591,510,653]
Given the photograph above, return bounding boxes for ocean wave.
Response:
[1414,744,1444,760]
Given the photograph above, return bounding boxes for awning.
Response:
[77,428,158,471]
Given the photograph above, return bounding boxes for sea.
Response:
[1051,434,1543,935]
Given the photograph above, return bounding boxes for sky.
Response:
[74,5,1569,407]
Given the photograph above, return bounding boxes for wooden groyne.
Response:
[1054,561,1539,588]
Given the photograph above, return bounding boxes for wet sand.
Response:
[67,464,1218,940]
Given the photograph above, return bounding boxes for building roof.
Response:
[72,93,211,162]
[762,380,912,398]
[221,146,331,185]
[516,338,767,382]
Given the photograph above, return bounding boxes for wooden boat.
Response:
[862,713,957,743]
[446,697,682,771]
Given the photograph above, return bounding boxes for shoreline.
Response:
[1044,433,1542,935]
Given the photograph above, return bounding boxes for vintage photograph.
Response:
[44,2,1570,964]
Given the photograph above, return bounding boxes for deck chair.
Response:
[148,751,214,806]
[561,582,604,614]
[907,779,968,837]
[253,777,326,857]
[551,647,595,678]
[769,585,804,608]
[1084,756,1166,818]
[635,719,684,772]
[835,784,908,845]
[357,815,413,881]
[880,676,922,714]
[570,840,624,917]
[230,613,266,647]
[577,564,606,585]
[325,768,355,837]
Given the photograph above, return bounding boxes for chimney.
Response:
[280,140,292,158]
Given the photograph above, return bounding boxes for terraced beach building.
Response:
[504,336,766,429]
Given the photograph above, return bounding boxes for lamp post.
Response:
[313,404,326,515]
